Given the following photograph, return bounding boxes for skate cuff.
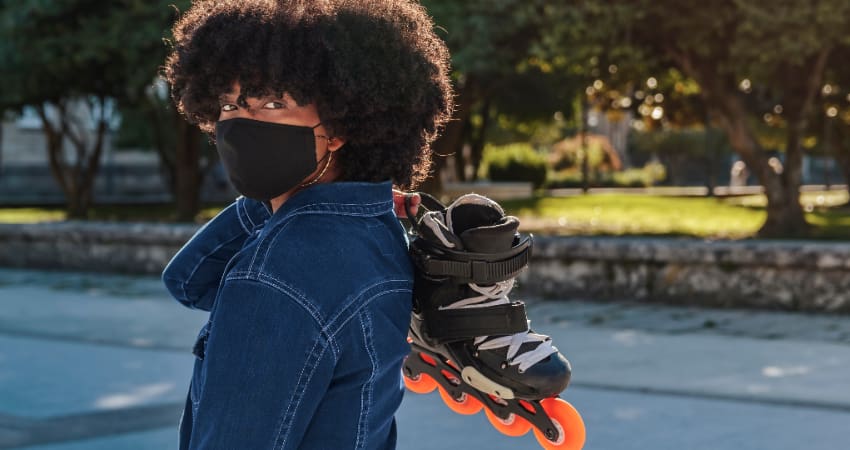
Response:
[423,302,529,342]
[413,235,532,284]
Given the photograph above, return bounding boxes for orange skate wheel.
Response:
[437,386,483,415]
[403,372,438,394]
[532,398,586,450]
[484,408,532,437]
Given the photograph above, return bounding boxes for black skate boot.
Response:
[401,193,585,450]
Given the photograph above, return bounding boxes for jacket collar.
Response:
[268,181,394,224]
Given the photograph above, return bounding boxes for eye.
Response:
[220,103,237,112]
[263,101,286,109]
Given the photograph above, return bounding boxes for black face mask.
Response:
[215,118,324,201]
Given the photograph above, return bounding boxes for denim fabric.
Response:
[162,181,413,450]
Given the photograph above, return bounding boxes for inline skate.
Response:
[401,193,585,450]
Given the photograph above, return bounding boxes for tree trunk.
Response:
[834,134,850,198]
[672,52,820,238]
[74,105,108,220]
[452,120,473,182]
[580,95,590,193]
[145,97,177,195]
[711,95,808,237]
[419,77,478,196]
[173,116,203,222]
[468,97,492,181]
[0,120,4,173]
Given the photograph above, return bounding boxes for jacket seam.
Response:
[326,287,412,345]
[248,218,294,273]
[273,338,330,450]
[278,200,392,221]
[238,198,255,232]
[178,233,245,306]
[355,310,378,450]
[253,201,392,269]
[324,279,411,336]
[224,272,329,336]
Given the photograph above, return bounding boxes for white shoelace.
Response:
[438,279,558,373]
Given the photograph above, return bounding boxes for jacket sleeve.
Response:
[189,278,335,450]
[161,196,271,311]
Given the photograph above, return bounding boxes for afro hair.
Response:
[164,0,454,189]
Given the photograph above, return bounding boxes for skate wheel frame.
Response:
[402,345,586,449]
[462,366,515,399]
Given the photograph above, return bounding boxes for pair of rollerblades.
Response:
[401,193,585,450]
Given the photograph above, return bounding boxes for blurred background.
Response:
[1,1,849,450]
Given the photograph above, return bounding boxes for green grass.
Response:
[0,204,227,224]
[3,191,850,239]
[0,208,67,224]
[500,191,850,239]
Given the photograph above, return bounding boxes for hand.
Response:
[392,190,420,218]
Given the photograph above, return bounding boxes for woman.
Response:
[160,1,452,448]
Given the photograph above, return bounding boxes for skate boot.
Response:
[401,193,585,450]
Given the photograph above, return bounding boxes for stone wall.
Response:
[519,236,850,312]
[1,222,849,312]
[0,222,197,275]
[0,163,238,205]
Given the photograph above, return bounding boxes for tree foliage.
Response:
[551,0,850,237]
[0,0,211,221]
[420,0,579,186]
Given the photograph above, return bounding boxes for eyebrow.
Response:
[217,94,286,105]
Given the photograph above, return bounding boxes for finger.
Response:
[392,192,419,218]
[406,193,420,217]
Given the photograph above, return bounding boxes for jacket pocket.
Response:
[192,321,211,360]
[189,321,211,415]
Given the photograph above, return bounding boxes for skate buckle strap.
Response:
[414,235,532,284]
[423,302,529,343]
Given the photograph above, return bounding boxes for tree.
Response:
[118,0,220,222]
[555,0,850,237]
[420,0,578,192]
[0,0,211,221]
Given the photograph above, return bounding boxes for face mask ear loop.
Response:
[312,122,333,146]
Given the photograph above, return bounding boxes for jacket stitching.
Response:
[178,233,244,307]
[254,206,391,273]
[324,279,411,335]
[355,310,378,450]
[279,200,392,222]
[224,271,327,332]
[249,219,295,273]
[239,198,256,231]
[235,200,251,234]
[254,200,391,265]
[273,339,329,450]
[325,288,412,344]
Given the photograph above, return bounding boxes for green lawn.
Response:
[3,191,850,239]
[0,204,223,224]
[499,191,850,239]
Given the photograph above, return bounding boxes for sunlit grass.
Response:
[3,192,850,239]
[501,191,850,239]
[0,204,224,224]
[724,190,849,210]
[0,208,66,224]
[501,194,766,238]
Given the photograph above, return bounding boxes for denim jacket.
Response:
[162,181,413,450]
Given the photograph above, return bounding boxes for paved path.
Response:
[0,268,848,449]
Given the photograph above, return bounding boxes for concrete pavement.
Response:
[0,268,848,449]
